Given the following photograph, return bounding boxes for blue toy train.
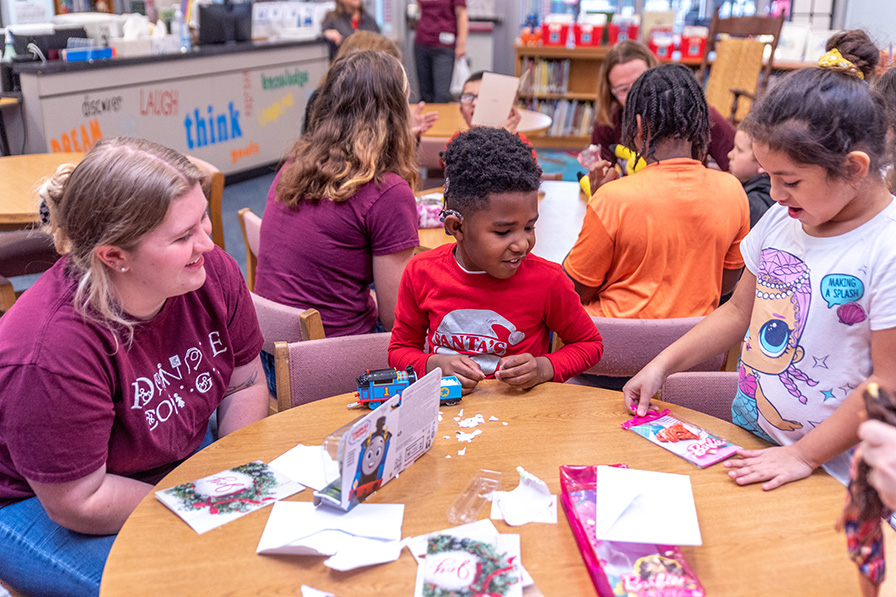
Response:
[352,366,462,409]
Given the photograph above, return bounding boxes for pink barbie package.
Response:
[622,409,739,468]
[560,465,705,597]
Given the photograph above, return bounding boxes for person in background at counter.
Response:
[592,40,735,171]
[302,32,438,139]
[0,138,268,596]
[414,0,468,103]
[321,0,381,60]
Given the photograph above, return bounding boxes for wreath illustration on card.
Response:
[423,534,518,597]
[168,461,278,515]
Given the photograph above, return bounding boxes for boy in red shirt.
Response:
[388,128,603,394]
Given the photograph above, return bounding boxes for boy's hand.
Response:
[495,354,553,389]
[427,354,484,394]
[723,445,815,490]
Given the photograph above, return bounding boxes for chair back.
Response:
[274,332,391,411]
[0,228,60,313]
[697,9,785,122]
[187,156,226,250]
[417,136,449,174]
[251,292,325,355]
[238,207,262,291]
[579,316,726,378]
[661,371,738,423]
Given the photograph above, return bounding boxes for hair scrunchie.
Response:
[818,48,865,80]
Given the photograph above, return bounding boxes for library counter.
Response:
[10,39,329,174]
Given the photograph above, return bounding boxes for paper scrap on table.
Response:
[456,429,482,442]
[257,501,404,571]
[155,460,303,535]
[593,465,702,546]
[494,467,553,526]
[458,414,485,428]
[301,586,334,597]
[269,444,339,491]
[458,447,466,456]
[491,494,557,524]
[489,416,499,421]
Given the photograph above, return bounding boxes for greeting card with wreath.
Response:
[415,533,523,597]
[156,460,303,534]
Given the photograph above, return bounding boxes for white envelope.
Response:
[270,444,339,491]
[471,72,520,128]
[257,501,405,570]
[593,466,702,546]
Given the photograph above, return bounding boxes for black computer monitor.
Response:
[198,2,253,45]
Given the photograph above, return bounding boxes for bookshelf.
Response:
[515,44,611,149]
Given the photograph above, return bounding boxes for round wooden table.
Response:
[99,381,858,596]
[0,152,84,230]
[419,103,552,138]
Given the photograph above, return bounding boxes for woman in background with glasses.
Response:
[591,40,735,172]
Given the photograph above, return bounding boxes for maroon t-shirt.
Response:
[0,248,262,505]
[591,104,735,171]
[254,169,419,337]
[415,0,466,48]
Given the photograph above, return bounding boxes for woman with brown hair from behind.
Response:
[254,50,422,395]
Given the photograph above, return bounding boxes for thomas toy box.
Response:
[575,24,603,46]
[542,22,572,46]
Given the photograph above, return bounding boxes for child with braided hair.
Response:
[624,49,896,495]
[564,63,750,320]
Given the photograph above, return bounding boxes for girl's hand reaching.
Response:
[427,354,484,394]
[623,364,666,416]
[724,445,815,490]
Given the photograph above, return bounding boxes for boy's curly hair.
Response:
[442,127,542,215]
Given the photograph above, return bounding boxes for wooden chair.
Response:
[661,371,738,423]
[0,228,60,314]
[238,207,261,292]
[697,9,785,123]
[563,316,727,383]
[251,292,325,414]
[273,332,391,411]
[186,156,226,250]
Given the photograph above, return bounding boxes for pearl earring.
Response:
[120,267,127,272]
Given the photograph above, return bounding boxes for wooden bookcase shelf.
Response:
[515,44,611,148]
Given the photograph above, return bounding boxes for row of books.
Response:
[518,57,571,95]
[521,98,594,138]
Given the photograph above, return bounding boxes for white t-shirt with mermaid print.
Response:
[735,199,896,485]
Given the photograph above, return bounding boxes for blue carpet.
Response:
[537,149,585,182]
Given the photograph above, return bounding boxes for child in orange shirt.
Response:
[563,64,749,319]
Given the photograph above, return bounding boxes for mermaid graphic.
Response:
[732,249,817,441]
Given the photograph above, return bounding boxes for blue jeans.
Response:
[0,497,115,596]
[414,43,455,103]
[0,422,216,595]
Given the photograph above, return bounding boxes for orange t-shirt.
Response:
[563,158,749,319]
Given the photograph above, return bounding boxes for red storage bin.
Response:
[681,35,706,58]
[575,24,603,46]
[542,22,571,46]
[608,22,639,44]
[649,28,675,60]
